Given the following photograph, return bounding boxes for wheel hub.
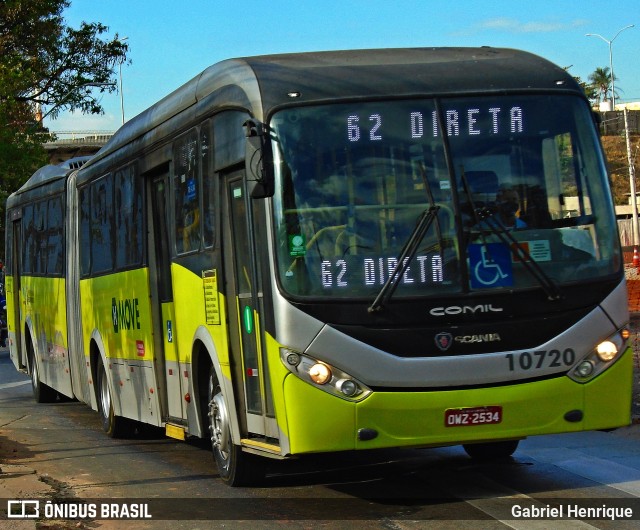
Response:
[210,392,230,457]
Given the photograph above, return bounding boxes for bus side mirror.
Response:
[244,120,274,199]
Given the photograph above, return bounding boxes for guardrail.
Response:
[44,131,115,146]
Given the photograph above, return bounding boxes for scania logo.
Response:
[429,304,503,317]
[434,332,502,351]
[435,332,453,351]
[454,333,501,344]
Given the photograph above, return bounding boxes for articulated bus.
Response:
[5,48,632,485]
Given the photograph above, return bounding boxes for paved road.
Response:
[2,345,640,529]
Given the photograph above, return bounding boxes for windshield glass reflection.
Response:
[270,96,620,300]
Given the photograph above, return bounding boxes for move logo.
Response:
[112,297,141,333]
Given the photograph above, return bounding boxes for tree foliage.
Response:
[572,75,597,103]
[588,66,618,105]
[0,0,128,258]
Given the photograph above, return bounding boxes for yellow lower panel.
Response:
[283,348,632,455]
[356,378,583,450]
[284,376,356,453]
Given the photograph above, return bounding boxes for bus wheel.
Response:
[463,440,519,461]
[207,366,265,486]
[29,347,57,403]
[96,357,129,438]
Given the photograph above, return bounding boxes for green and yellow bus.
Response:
[5,47,632,485]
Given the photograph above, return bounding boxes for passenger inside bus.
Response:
[179,178,200,252]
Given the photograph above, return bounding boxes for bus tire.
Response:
[207,365,265,486]
[96,356,129,438]
[463,440,519,461]
[28,346,57,403]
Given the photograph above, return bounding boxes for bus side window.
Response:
[22,204,34,274]
[34,200,47,274]
[115,164,143,268]
[91,175,115,274]
[174,130,200,254]
[79,187,91,276]
[46,196,64,275]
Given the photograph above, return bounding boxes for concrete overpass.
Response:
[44,131,114,165]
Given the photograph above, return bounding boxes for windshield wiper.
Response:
[459,166,561,302]
[368,205,440,313]
[474,206,562,301]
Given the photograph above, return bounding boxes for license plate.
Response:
[444,406,502,427]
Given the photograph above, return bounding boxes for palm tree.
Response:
[573,75,598,103]
[588,67,618,105]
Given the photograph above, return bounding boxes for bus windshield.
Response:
[271,95,620,300]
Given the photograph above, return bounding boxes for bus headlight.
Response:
[569,328,627,383]
[309,363,332,385]
[336,378,359,397]
[574,360,594,378]
[595,340,617,362]
[280,348,371,402]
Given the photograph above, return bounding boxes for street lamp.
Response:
[118,37,129,125]
[586,24,635,109]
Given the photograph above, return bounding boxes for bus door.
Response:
[8,212,23,369]
[224,170,278,443]
[148,172,185,425]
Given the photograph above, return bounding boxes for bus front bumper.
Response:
[282,346,633,454]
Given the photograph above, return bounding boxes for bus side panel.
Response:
[170,262,234,436]
[22,275,73,398]
[79,268,161,426]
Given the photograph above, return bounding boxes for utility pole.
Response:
[625,107,639,266]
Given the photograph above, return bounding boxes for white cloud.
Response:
[456,17,589,36]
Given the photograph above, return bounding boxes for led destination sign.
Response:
[347,105,525,142]
[319,254,445,290]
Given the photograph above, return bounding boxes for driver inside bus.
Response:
[495,184,526,229]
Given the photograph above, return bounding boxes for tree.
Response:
[0,0,129,258]
[572,75,598,105]
[588,66,617,106]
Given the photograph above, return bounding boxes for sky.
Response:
[44,0,640,133]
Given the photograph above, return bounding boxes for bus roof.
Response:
[85,47,581,170]
[7,156,92,206]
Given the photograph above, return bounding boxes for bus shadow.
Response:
[263,446,464,489]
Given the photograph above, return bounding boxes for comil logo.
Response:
[429,304,503,317]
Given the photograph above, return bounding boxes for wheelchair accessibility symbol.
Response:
[469,243,513,288]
